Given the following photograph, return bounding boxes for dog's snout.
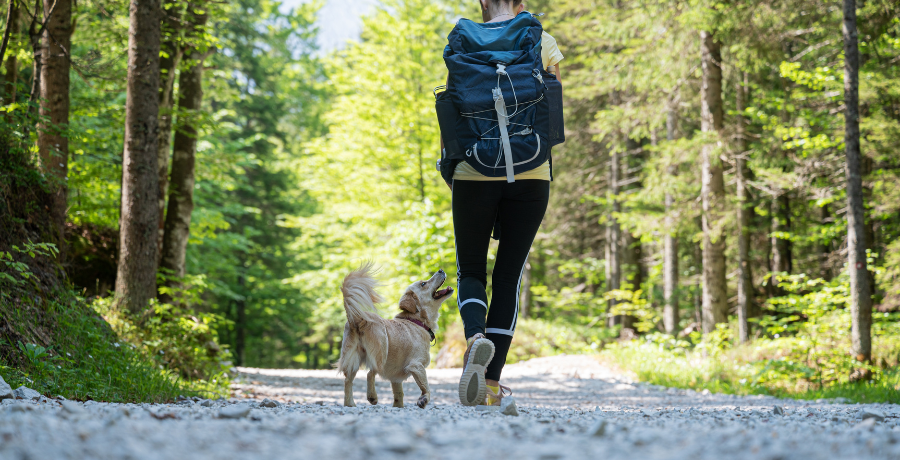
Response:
[438,269,445,275]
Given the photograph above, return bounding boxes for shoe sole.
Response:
[458,338,495,406]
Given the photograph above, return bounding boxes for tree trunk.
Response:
[235,274,246,366]
[26,0,41,109]
[156,0,184,263]
[115,0,162,314]
[37,0,71,251]
[159,10,208,297]
[3,0,19,105]
[736,71,752,344]
[606,147,621,327]
[818,204,832,281]
[699,30,728,333]
[842,0,872,367]
[694,242,702,327]
[771,194,791,274]
[663,104,678,335]
[519,258,531,319]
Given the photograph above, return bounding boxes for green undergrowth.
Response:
[1,246,229,403]
[604,341,900,403]
[435,317,618,368]
[604,274,900,404]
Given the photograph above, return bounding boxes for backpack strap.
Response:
[492,64,515,183]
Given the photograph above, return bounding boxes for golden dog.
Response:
[336,263,453,408]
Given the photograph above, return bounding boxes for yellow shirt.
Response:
[454,31,563,182]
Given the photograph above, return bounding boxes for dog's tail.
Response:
[341,262,385,327]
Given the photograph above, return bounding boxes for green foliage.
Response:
[93,276,233,382]
[607,274,900,402]
[0,290,224,403]
[437,318,617,368]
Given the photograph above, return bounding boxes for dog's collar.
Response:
[402,317,435,342]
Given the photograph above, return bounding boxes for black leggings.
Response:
[453,179,549,381]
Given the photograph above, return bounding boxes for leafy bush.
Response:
[92,275,233,382]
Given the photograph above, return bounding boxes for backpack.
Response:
[435,12,564,184]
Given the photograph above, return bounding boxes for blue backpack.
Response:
[435,12,564,184]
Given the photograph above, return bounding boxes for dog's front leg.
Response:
[343,372,357,407]
[366,369,378,405]
[406,363,431,409]
[391,382,404,408]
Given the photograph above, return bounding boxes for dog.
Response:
[336,263,454,409]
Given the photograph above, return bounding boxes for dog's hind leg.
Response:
[339,322,360,407]
[391,382,404,408]
[406,363,431,409]
[366,369,378,405]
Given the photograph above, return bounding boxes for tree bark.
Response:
[736,71,752,344]
[663,104,679,335]
[606,146,621,327]
[156,0,184,263]
[160,23,207,296]
[235,274,246,366]
[818,204,833,281]
[519,258,531,319]
[771,194,791,275]
[842,0,872,366]
[699,30,728,333]
[115,0,162,314]
[2,0,18,104]
[26,0,40,108]
[37,0,71,250]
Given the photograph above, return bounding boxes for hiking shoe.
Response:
[458,333,494,406]
[485,383,512,406]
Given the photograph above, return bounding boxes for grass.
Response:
[0,288,228,403]
[604,341,900,404]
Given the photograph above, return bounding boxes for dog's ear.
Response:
[399,291,419,313]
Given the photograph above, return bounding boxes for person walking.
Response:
[451,0,564,407]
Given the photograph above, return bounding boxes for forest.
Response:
[0,0,898,403]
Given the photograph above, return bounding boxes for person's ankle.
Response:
[486,379,499,387]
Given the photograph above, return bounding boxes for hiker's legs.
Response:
[452,180,502,338]
[484,180,550,381]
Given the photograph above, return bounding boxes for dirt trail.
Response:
[2,354,900,459]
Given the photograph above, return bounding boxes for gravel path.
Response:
[2,354,900,459]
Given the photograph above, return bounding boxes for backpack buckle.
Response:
[496,64,507,76]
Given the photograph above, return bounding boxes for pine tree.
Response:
[37,0,72,251]
[116,0,162,313]
[841,0,872,370]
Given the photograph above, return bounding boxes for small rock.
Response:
[10,403,33,412]
[854,418,877,430]
[589,420,608,437]
[200,399,213,407]
[500,397,519,416]
[13,386,41,401]
[219,404,251,419]
[833,397,850,404]
[60,401,85,415]
[773,406,784,416]
[701,389,711,396]
[860,409,885,423]
[0,375,13,400]
[383,433,414,453]
[260,398,279,408]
